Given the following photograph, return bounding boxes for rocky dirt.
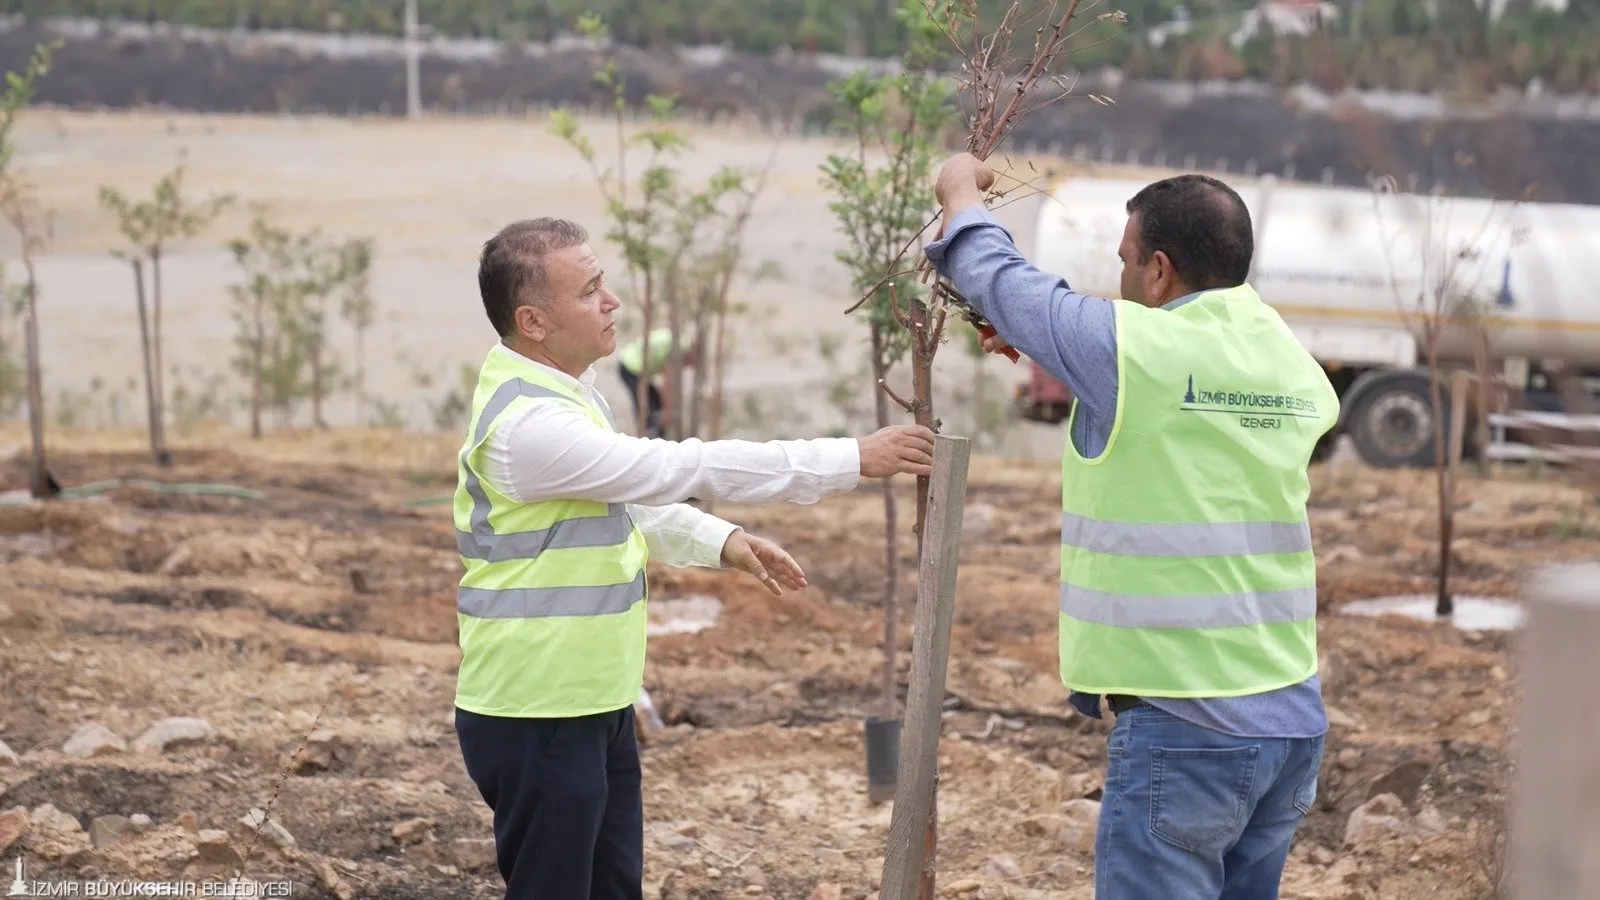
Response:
[2,429,1596,899]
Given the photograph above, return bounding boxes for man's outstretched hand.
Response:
[858,425,937,478]
[721,530,807,596]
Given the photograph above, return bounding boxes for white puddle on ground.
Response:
[1338,594,1525,631]
[647,594,724,636]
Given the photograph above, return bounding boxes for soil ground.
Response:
[4,426,1596,898]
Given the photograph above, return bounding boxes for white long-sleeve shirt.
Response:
[477,345,863,569]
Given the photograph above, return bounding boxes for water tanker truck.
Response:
[1016,174,1600,467]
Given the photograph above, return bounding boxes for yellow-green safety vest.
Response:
[453,346,651,718]
[618,327,677,376]
[1058,284,1339,698]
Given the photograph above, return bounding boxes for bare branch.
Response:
[880,379,915,413]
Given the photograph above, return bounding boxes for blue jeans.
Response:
[1096,706,1324,900]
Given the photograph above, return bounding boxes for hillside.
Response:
[3,26,1599,206]
[3,0,1597,91]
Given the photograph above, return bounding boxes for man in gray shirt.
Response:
[924,153,1331,899]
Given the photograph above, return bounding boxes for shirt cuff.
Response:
[924,205,1010,274]
[818,437,862,495]
[691,516,741,569]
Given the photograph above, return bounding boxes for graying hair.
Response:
[477,218,588,336]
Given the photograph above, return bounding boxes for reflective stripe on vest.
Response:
[1060,512,1313,558]
[459,571,647,619]
[1058,513,1318,628]
[1057,284,1339,698]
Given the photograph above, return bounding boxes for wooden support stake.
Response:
[1510,563,1600,900]
[880,434,971,900]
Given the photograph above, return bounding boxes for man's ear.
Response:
[1149,250,1176,301]
[514,303,546,342]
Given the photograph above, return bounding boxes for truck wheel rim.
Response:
[1368,392,1433,459]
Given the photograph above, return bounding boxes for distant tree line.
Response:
[2,0,1599,92]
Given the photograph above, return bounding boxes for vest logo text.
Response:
[1180,374,1320,426]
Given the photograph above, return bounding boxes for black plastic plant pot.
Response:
[865,716,902,805]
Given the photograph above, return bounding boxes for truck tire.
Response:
[1344,371,1450,468]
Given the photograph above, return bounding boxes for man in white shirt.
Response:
[453,217,937,900]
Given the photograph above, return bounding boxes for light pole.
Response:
[405,0,421,118]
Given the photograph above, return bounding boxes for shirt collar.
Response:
[1162,290,1203,311]
[492,342,598,388]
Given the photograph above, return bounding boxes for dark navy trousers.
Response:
[455,705,643,900]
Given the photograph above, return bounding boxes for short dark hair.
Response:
[1124,174,1254,291]
[478,218,588,336]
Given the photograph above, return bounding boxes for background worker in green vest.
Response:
[925,154,1339,900]
[454,217,937,900]
[616,326,694,438]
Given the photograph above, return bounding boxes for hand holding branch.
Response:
[859,425,937,478]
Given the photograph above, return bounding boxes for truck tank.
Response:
[1033,176,1600,366]
[1026,175,1600,466]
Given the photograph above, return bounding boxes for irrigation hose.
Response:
[0,478,267,504]
[401,495,454,508]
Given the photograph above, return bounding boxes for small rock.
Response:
[1415,805,1446,837]
[807,883,843,900]
[943,877,983,895]
[176,811,200,832]
[1344,793,1410,847]
[1021,814,1066,839]
[239,809,295,848]
[29,804,84,835]
[965,503,997,540]
[195,829,241,865]
[674,822,701,838]
[1367,761,1433,809]
[89,814,134,849]
[1320,545,1363,566]
[706,867,722,878]
[0,740,18,767]
[981,854,1022,879]
[133,717,216,754]
[1336,747,1362,770]
[0,806,28,855]
[744,886,763,896]
[48,650,72,664]
[1324,706,1362,730]
[28,804,89,861]
[315,859,356,900]
[291,729,352,773]
[1310,844,1337,866]
[1062,770,1104,800]
[129,814,153,831]
[391,817,432,846]
[63,723,126,759]
[662,833,696,852]
[1061,798,1102,854]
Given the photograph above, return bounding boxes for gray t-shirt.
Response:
[924,205,1326,739]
